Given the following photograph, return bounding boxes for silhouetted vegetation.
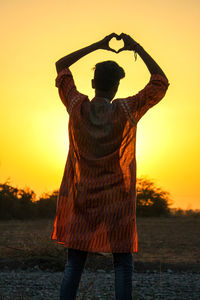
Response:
[0,178,199,220]
[136,177,172,217]
[0,180,57,220]
[170,208,200,218]
[34,191,57,218]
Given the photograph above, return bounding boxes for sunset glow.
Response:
[0,0,200,209]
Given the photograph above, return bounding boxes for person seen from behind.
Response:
[51,32,170,300]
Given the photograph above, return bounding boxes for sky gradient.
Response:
[1,0,200,209]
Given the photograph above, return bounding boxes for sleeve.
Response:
[55,67,87,115]
[117,74,170,125]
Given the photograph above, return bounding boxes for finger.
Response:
[118,34,127,43]
[110,33,122,41]
[119,33,126,38]
[116,34,122,40]
[117,47,126,53]
[109,48,118,53]
[108,32,118,39]
[107,32,116,37]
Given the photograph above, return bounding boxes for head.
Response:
[92,60,125,101]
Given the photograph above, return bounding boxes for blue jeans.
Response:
[60,248,133,300]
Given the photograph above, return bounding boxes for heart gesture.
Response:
[56,33,140,72]
[97,33,120,53]
[97,33,138,54]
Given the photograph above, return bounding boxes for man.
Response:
[51,33,169,300]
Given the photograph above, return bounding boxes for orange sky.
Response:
[0,0,200,209]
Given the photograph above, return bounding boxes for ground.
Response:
[0,217,199,272]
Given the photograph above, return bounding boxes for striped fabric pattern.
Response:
[51,68,169,253]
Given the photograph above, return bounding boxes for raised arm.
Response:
[55,33,119,73]
[115,33,169,124]
[117,33,168,80]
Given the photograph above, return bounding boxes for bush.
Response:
[35,191,58,218]
[0,181,36,219]
[136,177,172,217]
[0,181,57,220]
[0,177,175,219]
[170,208,200,218]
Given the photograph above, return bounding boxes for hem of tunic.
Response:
[51,237,138,253]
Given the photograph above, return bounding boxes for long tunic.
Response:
[51,67,169,253]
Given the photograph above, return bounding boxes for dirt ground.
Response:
[0,217,199,272]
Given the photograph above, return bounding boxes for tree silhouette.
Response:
[136,177,172,217]
[0,177,172,219]
[0,181,36,219]
[35,191,58,218]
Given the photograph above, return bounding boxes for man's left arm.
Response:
[55,33,119,113]
[55,33,118,73]
[116,74,170,125]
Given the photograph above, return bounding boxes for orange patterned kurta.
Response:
[51,67,169,253]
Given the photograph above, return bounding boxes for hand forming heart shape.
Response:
[97,33,138,54]
[109,36,125,53]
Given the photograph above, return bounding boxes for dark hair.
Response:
[93,61,125,91]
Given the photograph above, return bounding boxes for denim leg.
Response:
[113,252,134,300]
[60,248,88,300]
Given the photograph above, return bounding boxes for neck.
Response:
[95,91,112,101]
